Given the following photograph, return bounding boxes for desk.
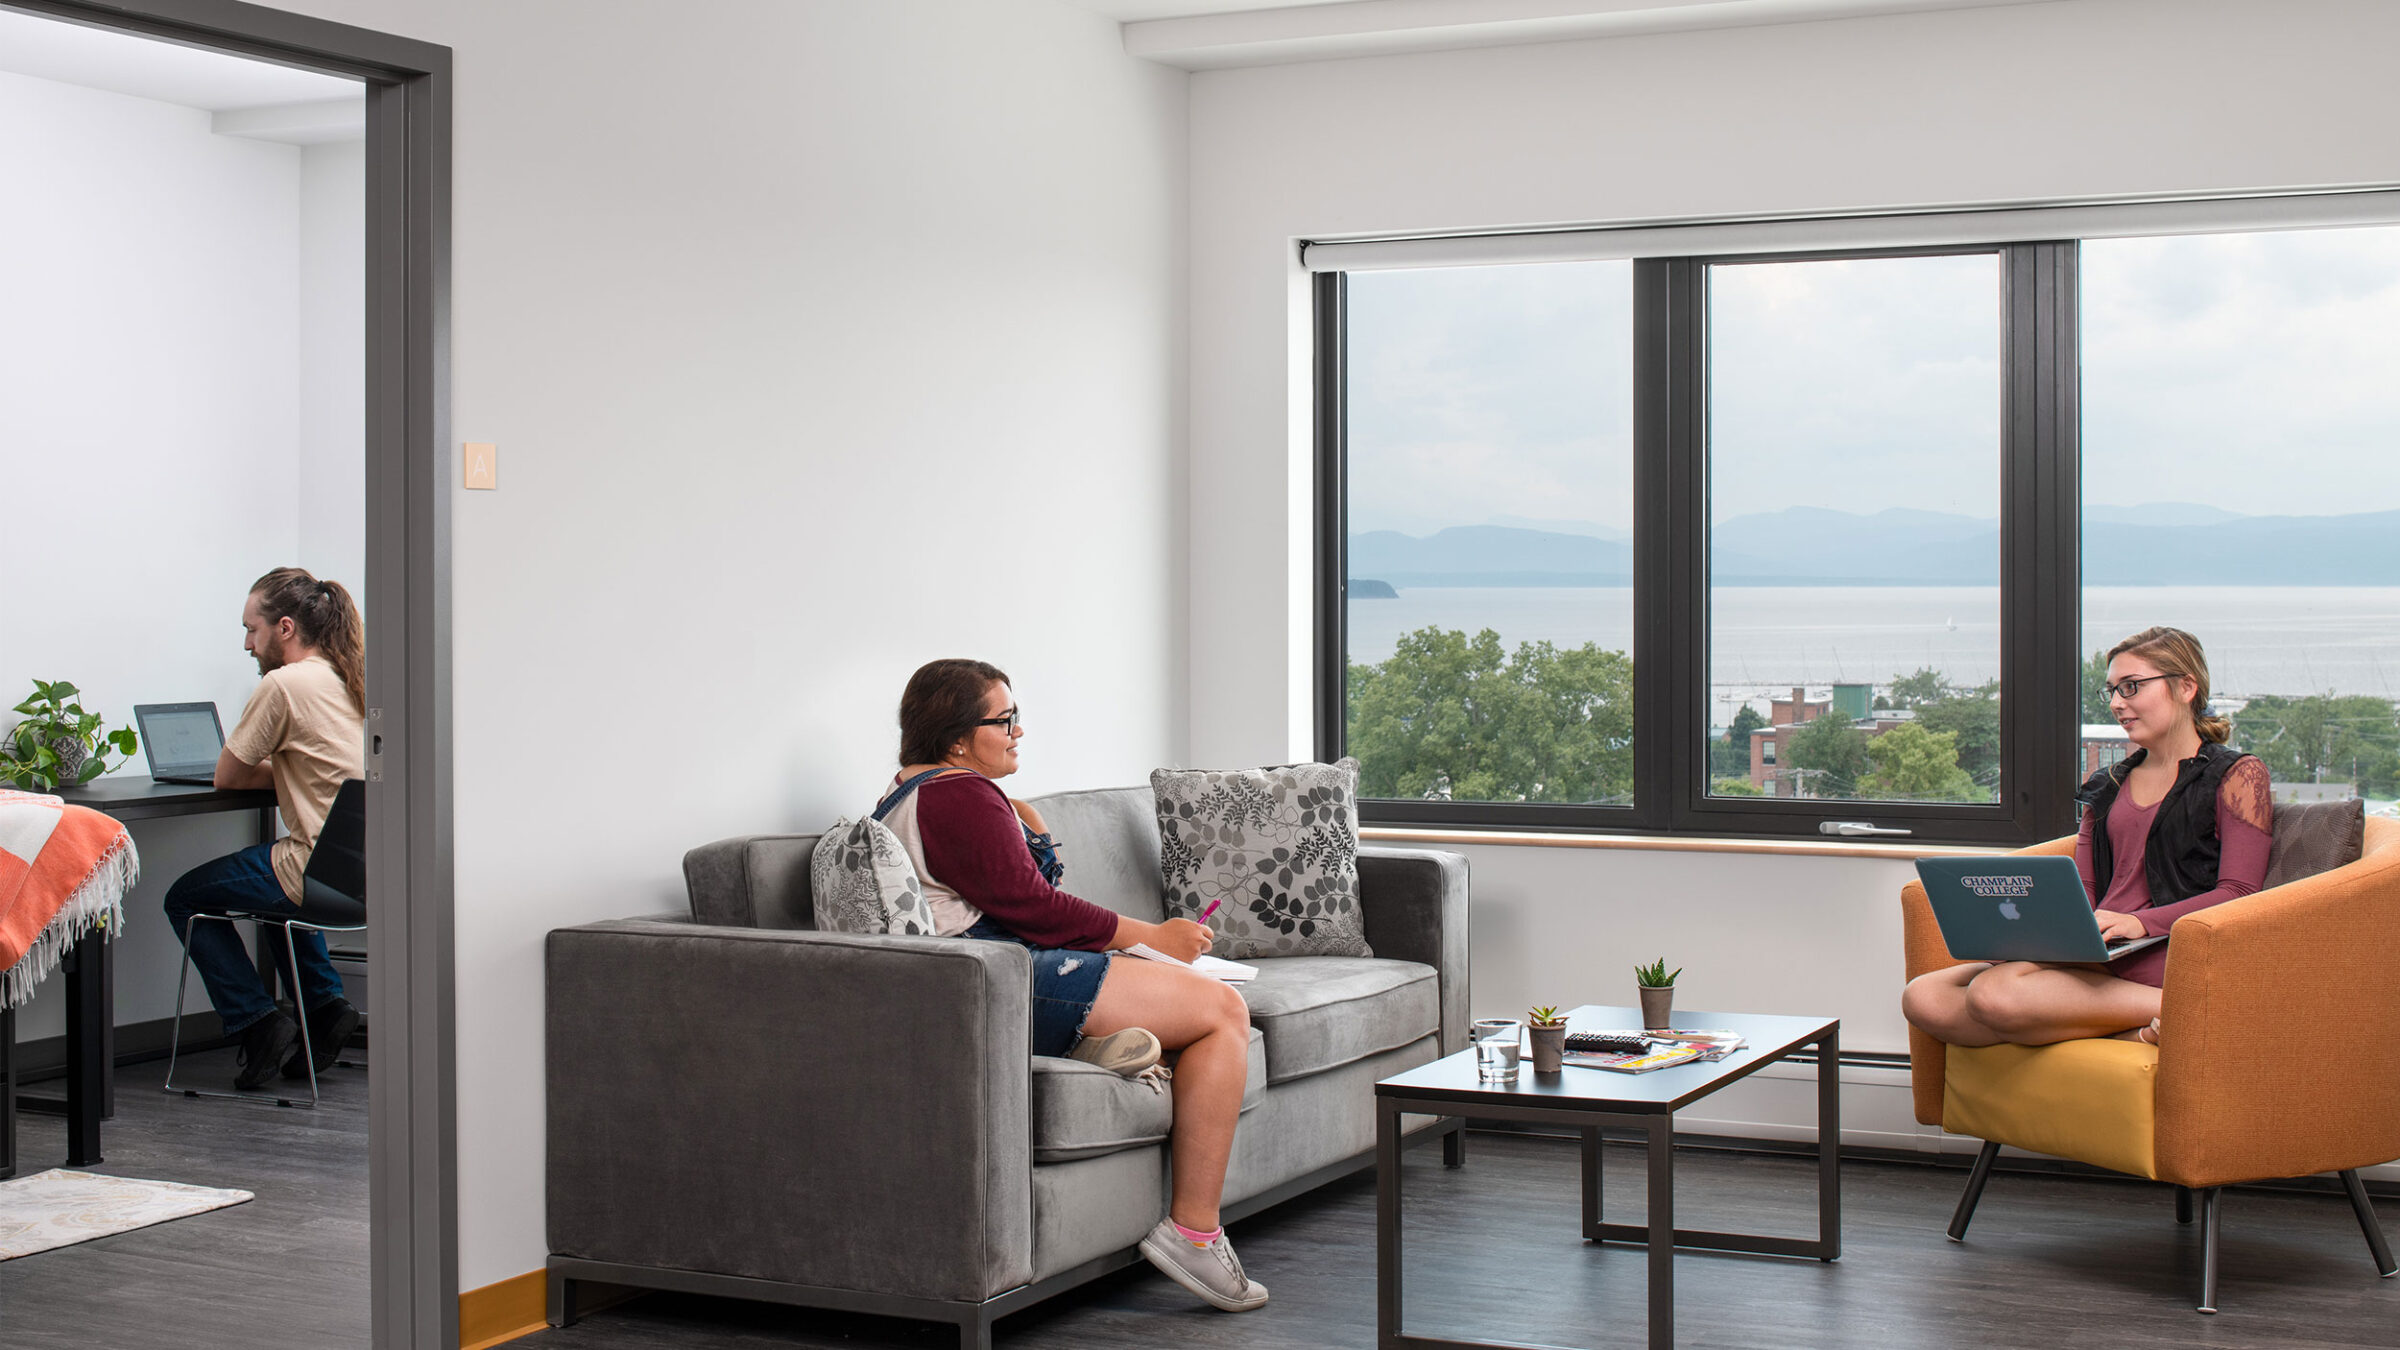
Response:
[3,780,275,1172]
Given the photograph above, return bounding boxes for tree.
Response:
[1710,704,1767,779]
[1780,711,1871,798]
[1347,626,1634,804]
[1883,667,1948,710]
[1711,777,1765,796]
[2081,649,2113,725]
[1858,722,1982,800]
[1915,680,2000,800]
[2231,693,2400,797]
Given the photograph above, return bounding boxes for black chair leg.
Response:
[1947,1139,2002,1241]
[2197,1187,2222,1314]
[2338,1170,2398,1277]
[2175,1185,2194,1224]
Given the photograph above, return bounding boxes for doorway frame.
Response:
[8,1,456,1345]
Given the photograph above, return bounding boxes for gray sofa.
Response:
[543,784,1469,1347]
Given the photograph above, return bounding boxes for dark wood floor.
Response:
[0,1045,370,1349]
[4,1062,2393,1350]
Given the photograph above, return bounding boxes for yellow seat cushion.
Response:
[1943,1040,2160,1179]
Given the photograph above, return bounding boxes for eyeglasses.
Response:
[2102,674,2169,702]
[975,708,1021,733]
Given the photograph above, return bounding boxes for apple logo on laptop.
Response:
[1997,900,2021,920]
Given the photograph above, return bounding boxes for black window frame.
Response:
[1315,241,2084,846]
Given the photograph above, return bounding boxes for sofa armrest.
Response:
[1358,846,1470,1055]
[546,919,1034,1302]
[1902,834,2076,1125]
[2154,835,2400,1186]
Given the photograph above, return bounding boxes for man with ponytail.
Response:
[163,567,368,1090]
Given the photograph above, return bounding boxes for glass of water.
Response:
[1473,1020,1522,1082]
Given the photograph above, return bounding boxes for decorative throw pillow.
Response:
[1150,758,1371,959]
[809,818,936,936]
[2259,798,2366,891]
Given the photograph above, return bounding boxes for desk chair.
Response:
[1901,808,2400,1313]
[165,779,367,1108]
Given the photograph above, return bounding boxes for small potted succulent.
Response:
[1634,958,1682,1031]
[1526,1005,1568,1074]
[1,680,140,792]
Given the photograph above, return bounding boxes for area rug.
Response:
[0,1169,252,1259]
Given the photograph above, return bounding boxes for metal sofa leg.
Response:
[2197,1187,2221,1314]
[1947,1140,2002,1242]
[547,1270,580,1328]
[958,1308,994,1350]
[2175,1185,2193,1224]
[2339,1169,2399,1277]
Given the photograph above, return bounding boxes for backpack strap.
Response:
[873,767,976,822]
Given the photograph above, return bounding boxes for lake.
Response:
[1345,585,2400,724]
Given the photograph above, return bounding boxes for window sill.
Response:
[1359,826,2002,861]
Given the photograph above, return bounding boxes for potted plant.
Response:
[1634,958,1682,1031]
[1,680,140,792]
[1526,1005,1568,1074]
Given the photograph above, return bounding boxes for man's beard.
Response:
[255,643,285,676]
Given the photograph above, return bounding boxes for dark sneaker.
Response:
[234,1013,300,1091]
[1068,1027,1162,1078]
[285,999,361,1080]
[1138,1218,1269,1312]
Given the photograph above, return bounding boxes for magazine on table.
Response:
[1560,1042,1707,1074]
[1560,1027,1748,1072]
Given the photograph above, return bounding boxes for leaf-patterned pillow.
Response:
[809,817,936,936]
[1150,758,1370,959]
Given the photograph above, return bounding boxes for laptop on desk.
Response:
[1915,855,2168,964]
[133,702,227,787]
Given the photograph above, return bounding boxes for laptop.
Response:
[133,702,227,787]
[1914,855,2168,964]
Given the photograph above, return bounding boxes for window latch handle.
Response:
[1820,821,1913,837]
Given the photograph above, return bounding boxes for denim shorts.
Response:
[961,917,1113,1057]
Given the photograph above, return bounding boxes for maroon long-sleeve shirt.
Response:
[2074,754,2272,987]
[913,774,1122,951]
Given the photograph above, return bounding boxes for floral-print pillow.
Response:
[1150,758,1370,960]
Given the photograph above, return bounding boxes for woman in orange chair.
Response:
[1902,626,2273,1047]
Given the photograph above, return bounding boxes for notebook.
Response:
[132,702,226,787]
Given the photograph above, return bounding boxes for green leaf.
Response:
[76,759,104,784]
[49,681,79,699]
[109,728,139,753]
[12,696,38,715]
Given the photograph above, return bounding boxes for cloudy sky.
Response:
[1345,224,2400,536]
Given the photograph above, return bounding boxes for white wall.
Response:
[297,138,366,589]
[266,0,1188,1288]
[1186,0,2400,1148]
[0,70,307,1039]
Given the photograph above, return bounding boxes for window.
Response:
[2081,226,2400,805]
[1319,217,2400,842]
[1331,262,1636,811]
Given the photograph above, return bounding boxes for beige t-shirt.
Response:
[226,654,366,904]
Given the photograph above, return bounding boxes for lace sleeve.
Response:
[2219,755,2273,835]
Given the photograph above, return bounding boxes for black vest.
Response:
[2075,741,2252,909]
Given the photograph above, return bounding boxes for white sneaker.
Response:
[1069,1027,1162,1078]
[1138,1217,1269,1312]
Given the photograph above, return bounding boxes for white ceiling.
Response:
[0,7,359,113]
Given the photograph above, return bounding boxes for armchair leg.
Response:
[1946,1140,2002,1242]
[2175,1185,2193,1225]
[2197,1187,2221,1314]
[2338,1169,2398,1277]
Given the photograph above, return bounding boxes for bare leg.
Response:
[1901,963,2006,1047]
[1083,958,1250,1231]
[1962,963,2161,1045]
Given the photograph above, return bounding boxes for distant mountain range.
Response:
[1349,505,2400,588]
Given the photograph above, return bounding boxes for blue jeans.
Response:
[163,843,345,1034]
[960,917,1112,1057]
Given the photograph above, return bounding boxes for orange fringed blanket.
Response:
[1,790,139,1010]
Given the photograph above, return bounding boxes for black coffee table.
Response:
[1375,1006,1840,1350]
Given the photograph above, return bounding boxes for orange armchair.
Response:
[1901,817,2400,1312]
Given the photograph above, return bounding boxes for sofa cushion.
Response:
[1031,1027,1264,1163]
[1944,1039,2159,1180]
[1240,957,1438,1085]
[1024,786,1168,924]
[1151,759,1372,959]
[2261,798,2366,891]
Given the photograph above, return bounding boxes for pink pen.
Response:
[1198,899,1222,924]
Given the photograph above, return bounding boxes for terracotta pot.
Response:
[1528,1023,1566,1074]
[1638,985,1675,1031]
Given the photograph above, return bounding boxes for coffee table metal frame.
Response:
[1375,1006,1841,1350]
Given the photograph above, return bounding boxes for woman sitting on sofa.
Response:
[877,657,1267,1313]
[1902,626,2273,1048]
